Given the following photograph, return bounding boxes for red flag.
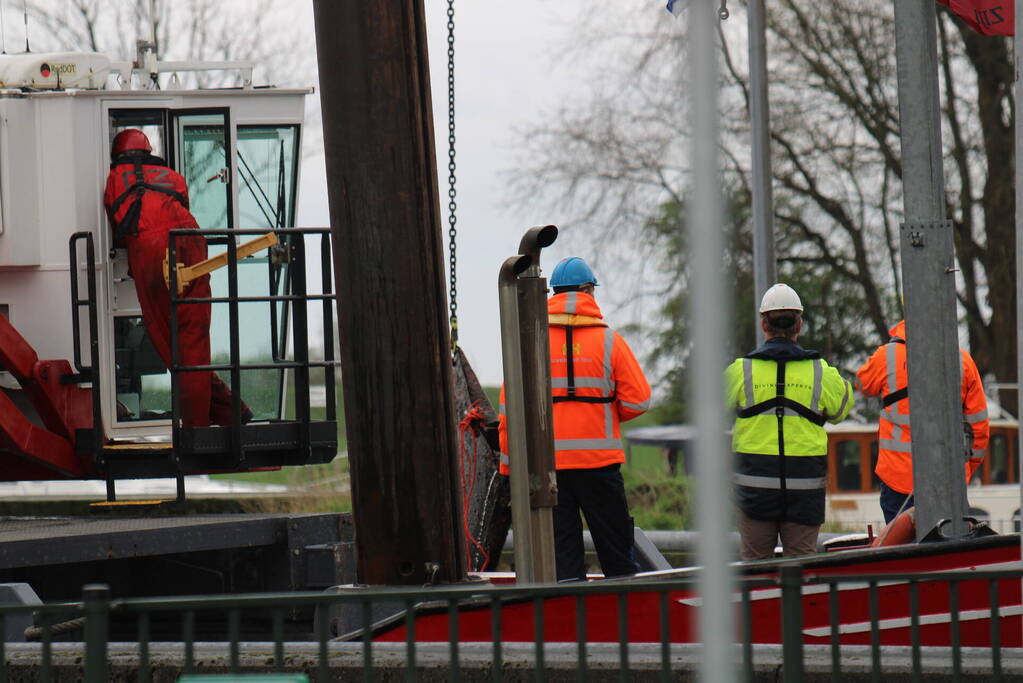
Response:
[937,0,1014,36]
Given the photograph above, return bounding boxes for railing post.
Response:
[779,566,803,683]
[82,584,109,683]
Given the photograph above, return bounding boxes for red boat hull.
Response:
[374,534,1021,647]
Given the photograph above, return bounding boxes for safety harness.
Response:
[735,360,827,426]
[107,154,189,242]
[881,337,908,408]
[551,326,615,404]
[735,360,827,512]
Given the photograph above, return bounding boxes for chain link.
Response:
[446,0,458,350]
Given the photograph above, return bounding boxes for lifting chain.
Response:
[446,0,458,352]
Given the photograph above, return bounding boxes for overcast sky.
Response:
[295,1,646,385]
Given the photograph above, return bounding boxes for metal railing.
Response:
[168,227,339,457]
[68,231,105,460]
[1,567,1018,682]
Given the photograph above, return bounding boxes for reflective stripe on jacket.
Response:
[856,320,990,495]
[498,291,651,473]
[725,337,853,526]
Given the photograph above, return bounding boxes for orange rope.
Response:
[458,402,491,570]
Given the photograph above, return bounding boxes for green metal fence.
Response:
[0,567,1017,682]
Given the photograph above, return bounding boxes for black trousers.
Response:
[554,464,639,582]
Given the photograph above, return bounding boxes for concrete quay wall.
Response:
[4,642,1019,681]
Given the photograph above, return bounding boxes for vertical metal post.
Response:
[226,234,243,463]
[291,234,312,460]
[499,256,537,583]
[1015,0,1023,581]
[687,2,736,682]
[168,233,182,447]
[517,227,558,584]
[892,0,967,539]
[496,226,558,584]
[747,0,776,343]
[312,0,464,585]
[85,236,103,458]
[82,584,109,683]
[320,233,337,423]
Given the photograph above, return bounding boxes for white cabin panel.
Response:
[0,98,41,266]
[36,97,83,265]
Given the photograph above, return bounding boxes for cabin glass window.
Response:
[175,113,281,419]
[836,440,862,491]
[989,433,1009,484]
[174,112,231,230]
[236,125,299,230]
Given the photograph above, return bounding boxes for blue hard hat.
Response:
[550,257,598,288]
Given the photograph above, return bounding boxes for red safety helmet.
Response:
[111,128,152,158]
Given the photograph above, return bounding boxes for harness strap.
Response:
[882,386,909,409]
[108,157,189,240]
[776,361,788,514]
[880,336,908,409]
[736,396,828,426]
[552,396,615,404]
[565,326,575,399]
[551,325,615,405]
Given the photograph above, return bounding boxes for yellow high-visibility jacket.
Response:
[725,337,852,525]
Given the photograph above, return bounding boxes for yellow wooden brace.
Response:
[162,232,279,295]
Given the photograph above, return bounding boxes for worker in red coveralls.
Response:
[103,128,249,427]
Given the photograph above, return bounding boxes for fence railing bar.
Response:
[228,608,240,672]
[576,594,587,683]
[780,566,803,683]
[949,580,961,682]
[406,598,418,683]
[828,579,840,683]
[659,591,670,683]
[183,610,195,674]
[272,608,284,673]
[742,584,753,683]
[909,579,921,683]
[533,598,544,683]
[0,615,6,683]
[151,568,1023,611]
[40,622,52,683]
[618,592,629,681]
[83,585,108,683]
[869,580,880,683]
[363,599,373,683]
[988,579,1001,682]
[317,598,329,683]
[449,598,460,683]
[94,568,1020,614]
[491,595,502,683]
[138,612,151,683]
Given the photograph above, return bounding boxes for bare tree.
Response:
[20,0,306,87]
[508,0,1016,409]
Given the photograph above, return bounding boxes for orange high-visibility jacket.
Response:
[499,291,651,473]
[856,320,989,494]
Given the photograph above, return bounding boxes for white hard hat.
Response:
[759,283,803,314]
